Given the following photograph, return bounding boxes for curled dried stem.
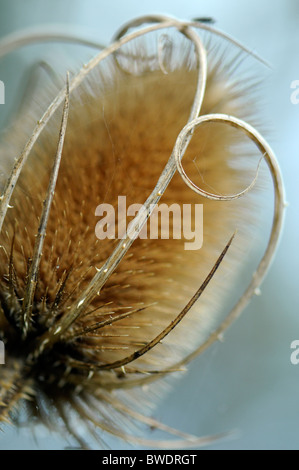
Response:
[70,393,230,449]
[21,73,70,338]
[68,233,234,372]
[112,14,271,68]
[31,20,208,355]
[0,26,105,60]
[105,115,286,388]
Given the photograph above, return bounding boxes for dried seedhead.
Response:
[0,15,285,449]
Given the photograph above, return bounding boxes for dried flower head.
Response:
[0,15,285,449]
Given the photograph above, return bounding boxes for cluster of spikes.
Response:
[0,15,285,449]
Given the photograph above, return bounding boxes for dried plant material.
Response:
[0,15,285,449]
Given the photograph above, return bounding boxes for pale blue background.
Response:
[0,0,298,450]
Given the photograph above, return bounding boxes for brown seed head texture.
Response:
[0,16,285,448]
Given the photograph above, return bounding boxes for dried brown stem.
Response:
[21,74,70,338]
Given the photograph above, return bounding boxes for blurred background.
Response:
[0,0,298,450]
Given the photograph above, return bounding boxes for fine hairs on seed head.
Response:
[0,15,285,449]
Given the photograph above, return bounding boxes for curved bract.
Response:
[0,15,285,449]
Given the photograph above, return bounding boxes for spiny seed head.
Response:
[0,16,284,448]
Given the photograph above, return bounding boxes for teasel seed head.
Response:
[0,15,285,448]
